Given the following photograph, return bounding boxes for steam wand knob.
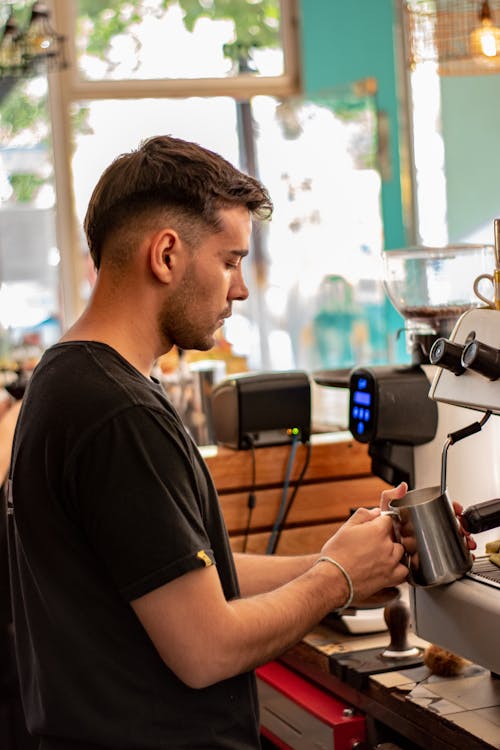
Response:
[461,339,500,380]
[429,338,465,375]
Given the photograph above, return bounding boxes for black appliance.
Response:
[210,370,311,450]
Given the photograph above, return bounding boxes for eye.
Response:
[225,255,241,269]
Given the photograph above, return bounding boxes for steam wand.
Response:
[439,408,500,535]
[440,410,492,494]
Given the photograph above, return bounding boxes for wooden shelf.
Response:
[204,434,389,554]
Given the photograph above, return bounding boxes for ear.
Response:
[149,228,180,283]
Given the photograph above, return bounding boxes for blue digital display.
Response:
[358,377,368,390]
[353,390,371,407]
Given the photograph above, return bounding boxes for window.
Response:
[75,0,286,81]
[0,70,61,361]
[1,0,396,416]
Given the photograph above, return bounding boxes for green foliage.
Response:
[77,0,281,60]
[178,0,280,51]
[0,82,48,140]
[70,104,92,135]
[0,2,32,31]
[9,172,45,202]
[78,0,144,57]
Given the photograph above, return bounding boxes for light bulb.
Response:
[470,1,500,59]
[21,2,59,62]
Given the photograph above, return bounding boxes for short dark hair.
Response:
[84,134,273,269]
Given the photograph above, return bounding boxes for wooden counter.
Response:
[279,626,500,750]
[203,432,389,554]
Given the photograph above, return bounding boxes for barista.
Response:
[8,135,409,750]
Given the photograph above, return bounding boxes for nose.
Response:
[230,267,249,302]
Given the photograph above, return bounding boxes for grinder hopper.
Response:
[383,243,495,363]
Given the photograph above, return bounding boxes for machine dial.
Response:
[461,339,500,381]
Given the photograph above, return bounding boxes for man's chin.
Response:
[180,336,216,353]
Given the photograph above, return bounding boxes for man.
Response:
[8,135,408,750]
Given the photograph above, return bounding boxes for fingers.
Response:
[380,481,408,511]
[400,532,417,555]
[392,560,410,586]
[453,501,477,550]
[321,507,410,599]
[344,506,380,525]
[391,539,406,563]
[348,509,400,538]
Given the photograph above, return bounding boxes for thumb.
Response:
[380,481,408,511]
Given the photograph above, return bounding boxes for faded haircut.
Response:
[83,134,273,270]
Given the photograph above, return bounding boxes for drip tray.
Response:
[467,555,500,590]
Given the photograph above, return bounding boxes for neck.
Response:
[61,277,169,377]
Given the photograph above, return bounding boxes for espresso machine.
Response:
[339,237,500,674]
[410,302,500,676]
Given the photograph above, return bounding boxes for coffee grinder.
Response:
[343,243,499,497]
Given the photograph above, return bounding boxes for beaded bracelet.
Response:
[314,555,354,614]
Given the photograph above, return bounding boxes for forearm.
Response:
[162,560,349,688]
[219,560,348,677]
[233,551,319,596]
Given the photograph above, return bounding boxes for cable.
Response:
[265,433,300,555]
[241,436,257,553]
[271,440,312,553]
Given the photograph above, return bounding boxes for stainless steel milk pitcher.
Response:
[385,485,473,588]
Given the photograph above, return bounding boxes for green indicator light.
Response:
[292,427,299,435]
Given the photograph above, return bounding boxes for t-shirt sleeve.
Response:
[65,405,215,601]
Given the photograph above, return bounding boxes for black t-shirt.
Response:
[8,342,260,749]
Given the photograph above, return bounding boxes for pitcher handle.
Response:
[381,509,410,570]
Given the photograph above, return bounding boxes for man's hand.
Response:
[454,501,477,551]
[319,506,408,603]
[380,481,408,511]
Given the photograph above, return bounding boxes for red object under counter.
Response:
[256,660,366,749]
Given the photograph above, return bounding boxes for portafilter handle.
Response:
[461,498,500,534]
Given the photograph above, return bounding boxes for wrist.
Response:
[313,556,354,613]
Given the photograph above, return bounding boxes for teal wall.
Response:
[440,75,500,244]
[299,0,406,251]
[299,0,408,361]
